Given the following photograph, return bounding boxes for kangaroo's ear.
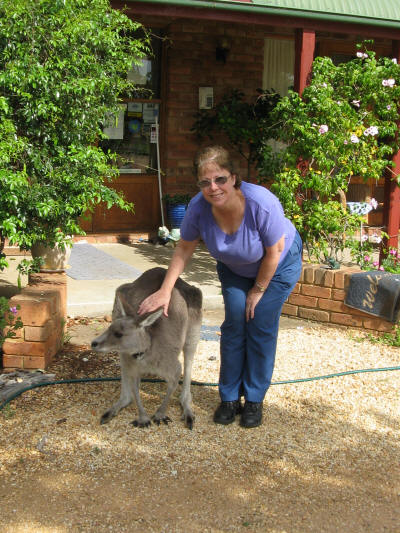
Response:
[138,308,163,328]
[115,294,127,317]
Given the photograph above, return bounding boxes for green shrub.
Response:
[263,42,400,266]
[0,0,149,266]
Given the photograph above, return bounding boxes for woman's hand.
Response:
[245,287,264,321]
[137,289,171,317]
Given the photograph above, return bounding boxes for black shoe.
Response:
[240,401,263,428]
[213,400,242,425]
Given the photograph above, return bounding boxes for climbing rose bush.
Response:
[261,43,400,265]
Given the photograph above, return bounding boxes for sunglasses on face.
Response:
[196,176,230,189]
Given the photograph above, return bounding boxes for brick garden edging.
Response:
[1,265,395,371]
[2,272,67,370]
[282,264,395,332]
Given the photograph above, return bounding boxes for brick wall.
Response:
[2,272,67,370]
[162,19,266,195]
[283,264,395,332]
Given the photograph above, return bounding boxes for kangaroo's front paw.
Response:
[131,418,151,428]
[152,415,172,426]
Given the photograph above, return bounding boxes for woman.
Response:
[138,146,302,428]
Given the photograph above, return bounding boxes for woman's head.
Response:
[194,146,242,189]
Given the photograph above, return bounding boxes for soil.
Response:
[0,311,399,533]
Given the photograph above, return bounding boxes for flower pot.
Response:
[31,242,72,272]
[166,203,188,229]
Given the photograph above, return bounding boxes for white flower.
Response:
[382,79,396,87]
[350,134,360,143]
[369,198,378,210]
[364,126,379,137]
[362,235,369,242]
[351,100,360,108]
[392,58,398,64]
[356,52,368,59]
[318,125,328,134]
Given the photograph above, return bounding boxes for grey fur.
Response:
[91,267,202,429]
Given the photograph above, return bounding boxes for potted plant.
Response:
[163,193,192,229]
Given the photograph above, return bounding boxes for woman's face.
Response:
[197,162,236,208]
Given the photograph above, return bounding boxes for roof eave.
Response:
[125,0,400,30]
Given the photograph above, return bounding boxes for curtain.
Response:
[263,38,295,97]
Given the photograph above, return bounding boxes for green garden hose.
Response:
[1,365,400,412]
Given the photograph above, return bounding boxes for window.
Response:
[100,34,162,174]
[263,38,294,97]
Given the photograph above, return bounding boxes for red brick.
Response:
[3,334,55,357]
[302,285,332,298]
[288,294,317,307]
[362,318,394,332]
[3,326,23,339]
[24,320,53,342]
[335,267,361,289]
[330,313,363,327]
[318,299,346,312]
[291,282,301,294]
[314,269,335,287]
[23,354,52,370]
[298,308,330,322]
[8,291,54,326]
[332,289,345,301]
[303,264,320,284]
[282,303,298,316]
[2,355,24,369]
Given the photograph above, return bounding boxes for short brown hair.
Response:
[194,146,242,189]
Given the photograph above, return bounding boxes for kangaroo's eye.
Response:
[114,331,123,338]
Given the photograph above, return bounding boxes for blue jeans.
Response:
[216,231,302,403]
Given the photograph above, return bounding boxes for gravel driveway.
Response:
[0,311,399,532]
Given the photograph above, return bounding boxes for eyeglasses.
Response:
[196,176,229,189]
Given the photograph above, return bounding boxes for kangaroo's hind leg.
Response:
[152,361,182,425]
[180,323,201,429]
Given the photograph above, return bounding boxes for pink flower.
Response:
[373,261,379,267]
[9,306,17,315]
[319,125,328,134]
[379,266,385,271]
[389,248,397,255]
[364,255,371,262]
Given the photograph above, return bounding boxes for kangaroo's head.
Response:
[91,297,163,358]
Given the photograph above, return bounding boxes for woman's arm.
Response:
[137,237,200,316]
[245,235,285,321]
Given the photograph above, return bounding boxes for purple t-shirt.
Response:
[180,181,296,278]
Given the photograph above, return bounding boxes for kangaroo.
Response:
[91,267,202,429]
